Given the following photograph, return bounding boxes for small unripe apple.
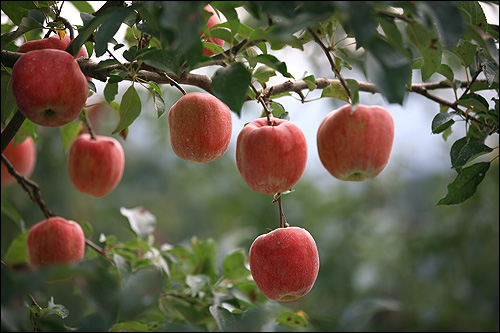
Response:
[201,4,225,56]
[11,49,89,127]
[67,134,125,197]
[27,216,85,268]
[317,104,394,181]
[1,134,36,186]
[249,226,320,302]
[236,117,307,194]
[168,92,232,163]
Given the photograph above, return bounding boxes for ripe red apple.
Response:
[1,134,36,186]
[11,49,89,127]
[16,34,88,59]
[168,92,232,163]
[236,117,307,194]
[67,133,125,197]
[27,216,85,268]
[317,104,394,181]
[249,226,320,302]
[201,4,225,56]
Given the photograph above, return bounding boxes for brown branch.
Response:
[0,154,55,219]
[1,110,25,154]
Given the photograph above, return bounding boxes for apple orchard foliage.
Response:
[0,1,499,332]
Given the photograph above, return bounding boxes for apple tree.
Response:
[1,1,498,332]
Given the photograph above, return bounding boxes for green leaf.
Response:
[59,122,84,152]
[95,7,135,57]
[212,62,252,116]
[365,37,411,104]
[303,75,317,91]
[222,250,250,280]
[456,93,489,113]
[254,54,293,78]
[104,82,119,104]
[406,23,443,81]
[252,65,276,85]
[418,1,465,47]
[190,237,218,283]
[452,39,477,67]
[431,111,457,133]
[450,137,493,169]
[3,230,29,265]
[457,1,488,32]
[69,1,95,14]
[437,162,491,205]
[346,79,359,107]
[112,85,142,134]
[153,91,166,118]
[344,1,376,48]
[1,2,37,26]
[142,49,182,74]
[1,200,25,232]
[321,82,350,102]
[1,70,16,124]
[110,321,157,332]
[209,305,238,332]
[1,17,44,50]
[276,311,311,329]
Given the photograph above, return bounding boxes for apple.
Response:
[236,117,307,194]
[27,216,85,268]
[168,92,232,163]
[67,133,125,197]
[317,104,395,181]
[1,134,36,186]
[201,4,225,56]
[11,49,89,127]
[16,34,88,59]
[249,226,320,302]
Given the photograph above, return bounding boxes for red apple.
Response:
[249,226,320,302]
[16,34,88,59]
[168,92,232,163]
[236,117,307,194]
[317,104,394,181]
[27,216,85,268]
[11,49,89,127]
[1,134,36,186]
[67,133,125,197]
[201,4,225,56]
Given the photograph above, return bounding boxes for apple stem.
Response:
[250,83,274,125]
[83,110,97,140]
[1,154,55,219]
[273,193,288,228]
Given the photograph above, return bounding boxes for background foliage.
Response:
[1,1,499,332]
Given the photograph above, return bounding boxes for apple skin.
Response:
[11,49,89,127]
[17,34,88,59]
[201,4,225,56]
[168,92,232,163]
[249,226,320,302]
[236,117,307,194]
[67,134,125,197]
[27,216,85,268]
[317,104,394,181]
[1,135,36,186]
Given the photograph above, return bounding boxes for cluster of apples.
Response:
[3,5,395,304]
[168,88,394,302]
[1,4,226,269]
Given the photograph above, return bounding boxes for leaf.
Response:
[1,17,44,50]
[59,122,84,152]
[276,310,311,329]
[190,237,218,283]
[418,1,465,47]
[211,62,252,116]
[1,2,38,26]
[3,230,29,265]
[112,85,142,134]
[153,91,166,118]
[450,137,493,168]
[365,37,411,104]
[68,12,110,57]
[346,79,359,107]
[1,200,25,232]
[69,1,95,14]
[321,82,350,102]
[95,7,135,57]
[344,1,376,48]
[431,111,457,133]
[456,93,489,113]
[120,206,156,239]
[222,250,250,280]
[209,305,238,332]
[303,75,317,91]
[452,39,477,67]
[457,1,488,32]
[1,70,16,124]
[44,297,69,319]
[437,162,491,205]
[252,65,276,85]
[104,82,119,103]
[254,54,293,78]
[406,23,443,81]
